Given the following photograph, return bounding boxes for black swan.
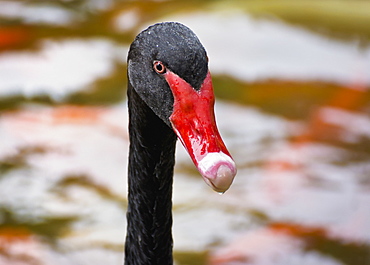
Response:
[125,22,237,265]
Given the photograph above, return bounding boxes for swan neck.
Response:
[125,85,176,265]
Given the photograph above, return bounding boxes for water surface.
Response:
[0,1,369,265]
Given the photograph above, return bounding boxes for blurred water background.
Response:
[0,1,369,264]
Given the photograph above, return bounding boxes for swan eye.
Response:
[153,61,166,74]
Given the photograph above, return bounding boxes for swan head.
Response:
[128,22,236,193]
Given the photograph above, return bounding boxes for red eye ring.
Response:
[153,61,166,74]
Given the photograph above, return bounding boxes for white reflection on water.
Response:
[114,8,141,32]
[163,11,370,86]
[0,105,127,264]
[319,107,370,141]
[0,1,74,26]
[0,40,127,100]
[209,228,343,265]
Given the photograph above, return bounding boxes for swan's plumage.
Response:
[125,22,236,265]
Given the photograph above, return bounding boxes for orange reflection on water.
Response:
[304,80,367,142]
[208,224,302,265]
[263,79,368,202]
[8,105,105,125]
[0,27,31,50]
[50,105,104,124]
[0,226,44,265]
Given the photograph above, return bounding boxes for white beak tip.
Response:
[197,152,237,193]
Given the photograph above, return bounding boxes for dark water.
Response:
[0,1,369,264]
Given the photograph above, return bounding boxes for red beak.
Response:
[164,70,237,193]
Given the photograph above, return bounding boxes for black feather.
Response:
[125,22,209,265]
